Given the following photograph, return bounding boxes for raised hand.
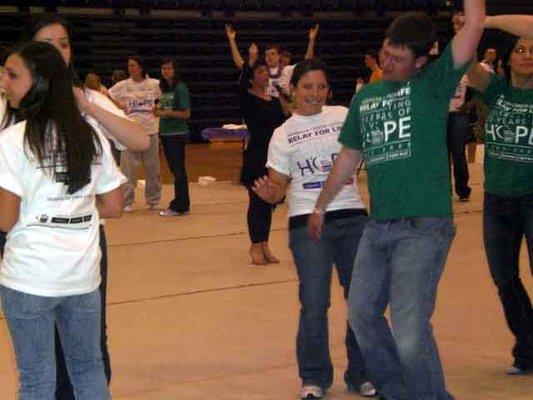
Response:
[309,23,320,41]
[225,24,236,41]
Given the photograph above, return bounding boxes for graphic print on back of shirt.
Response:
[360,84,412,165]
[486,95,533,163]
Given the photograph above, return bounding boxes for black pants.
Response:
[483,192,533,369]
[55,225,112,399]
[447,113,471,198]
[0,230,5,255]
[161,135,190,213]
[247,187,273,243]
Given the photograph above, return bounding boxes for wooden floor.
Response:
[0,143,532,399]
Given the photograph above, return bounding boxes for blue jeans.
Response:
[348,217,454,400]
[1,286,110,400]
[289,213,369,389]
[483,192,533,369]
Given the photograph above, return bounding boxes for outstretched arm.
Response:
[451,0,486,68]
[304,23,319,60]
[485,15,533,38]
[226,24,245,69]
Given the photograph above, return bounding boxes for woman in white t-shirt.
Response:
[253,59,375,400]
[8,13,148,399]
[0,41,125,400]
[109,55,162,211]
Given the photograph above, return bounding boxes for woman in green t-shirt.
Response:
[155,58,191,217]
[468,16,533,375]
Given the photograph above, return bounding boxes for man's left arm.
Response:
[451,0,486,68]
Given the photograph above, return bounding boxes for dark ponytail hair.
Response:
[22,12,82,87]
[159,58,181,92]
[12,41,101,194]
[290,58,330,88]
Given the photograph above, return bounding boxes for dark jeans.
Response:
[247,187,273,243]
[289,214,369,389]
[56,225,111,399]
[161,135,190,213]
[483,192,533,369]
[447,113,471,199]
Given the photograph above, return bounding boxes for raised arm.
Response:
[304,23,319,60]
[451,0,486,68]
[226,24,245,70]
[74,88,150,152]
[485,15,533,38]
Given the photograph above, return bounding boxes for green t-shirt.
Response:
[340,45,467,220]
[479,74,533,196]
[159,82,190,136]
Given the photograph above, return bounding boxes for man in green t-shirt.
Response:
[309,2,486,399]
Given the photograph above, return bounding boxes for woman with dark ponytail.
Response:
[0,41,125,400]
[0,13,148,400]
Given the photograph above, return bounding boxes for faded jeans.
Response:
[1,286,110,400]
[348,217,455,400]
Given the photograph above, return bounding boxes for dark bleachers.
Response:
[1,2,531,135]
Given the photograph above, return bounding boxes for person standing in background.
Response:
[155,58,191,217]
[109,55,162,212]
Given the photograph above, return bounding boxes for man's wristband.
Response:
[312,207,325,216]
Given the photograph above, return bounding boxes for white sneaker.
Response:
[359,381,377,397]
[159,209,189,217]
[123,204,135,213]
[348,381,377,398]
[300,385,323,399]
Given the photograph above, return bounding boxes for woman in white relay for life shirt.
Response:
[0,41,126,399]
[109,55,162,211]
[253,59,375,400]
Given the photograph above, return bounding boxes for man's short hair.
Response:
[386,12,438,58]
[265,44,281,54]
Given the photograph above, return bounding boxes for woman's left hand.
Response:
[73,86,91,114]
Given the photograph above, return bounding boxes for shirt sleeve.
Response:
[420,43,471,103]
[338,96,362,150]
[266,127,291,176]
[107,81,124,101]
[0,126,25,197]
[94,133,127,195]
[85,90,129,151]
[175,84,191,110]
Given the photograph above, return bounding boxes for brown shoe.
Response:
[261,242,280,263]
[250,243,268,265]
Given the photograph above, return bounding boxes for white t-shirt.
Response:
[84,88,128,151]
[108,77,161,135]
[0,122,126,297]
[267,64,295,98]
[267,105,365,217]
